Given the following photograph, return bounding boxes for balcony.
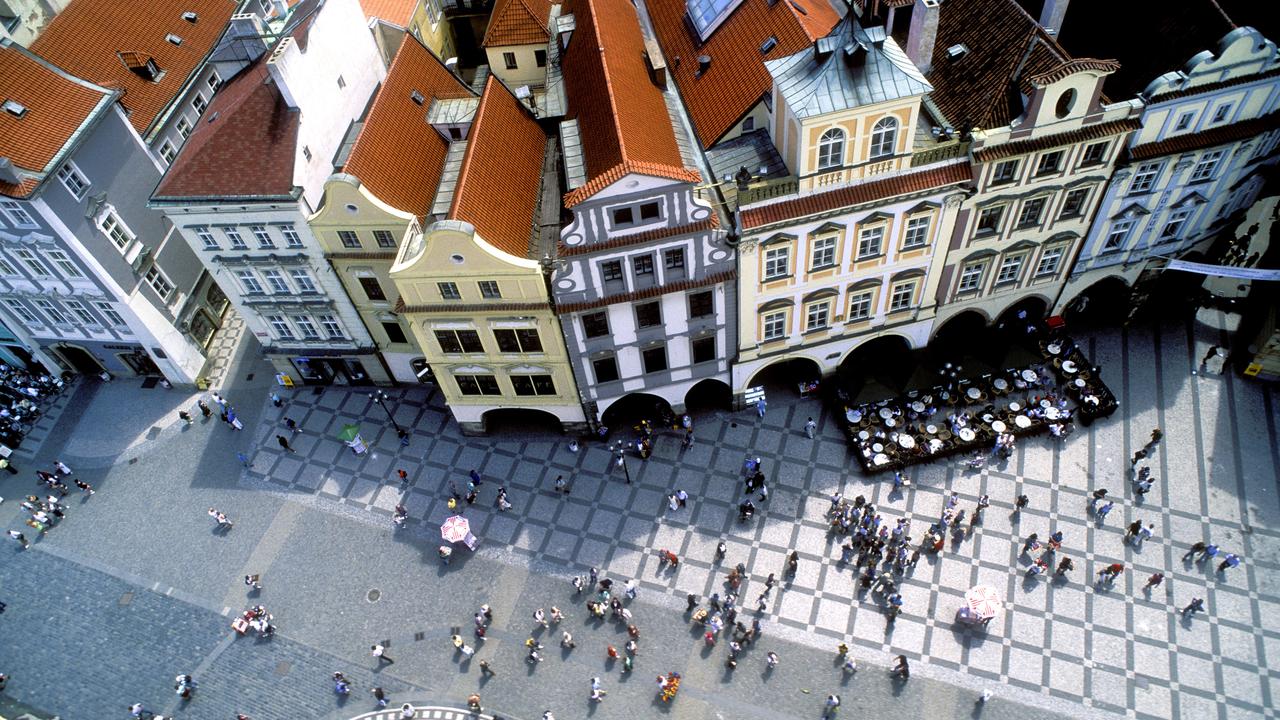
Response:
[911,140,970,167]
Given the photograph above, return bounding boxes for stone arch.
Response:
[684,378,732,413]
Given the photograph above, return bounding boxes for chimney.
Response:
[695,54,711,78]
[905,0,940,74]
[644,36,667,88]
[1039,0,1069,35]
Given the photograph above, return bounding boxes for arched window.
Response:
[817,128,845,170]
[870,117,898,159]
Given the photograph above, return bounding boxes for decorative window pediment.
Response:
[1112,203,1150,220]
[761,232,797,247]
[889,268,926,282]
[810,222,844,236]
[802,288,839,304]
[757,298,794,313]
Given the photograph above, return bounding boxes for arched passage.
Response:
[1064,277,1131,327]
[684,378,732,413]
[838,335,914,401]
[481,408,566,437]
[996,296,1049,333]
[745,357,822,397]
[52,344,105,376]
[601,392,674,432]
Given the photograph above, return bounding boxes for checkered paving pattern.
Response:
[240,313,1280,720]
[202,309,246,389]
[10,377,78,461]
[350,707,497,720]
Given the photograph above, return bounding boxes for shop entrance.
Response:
[292,357,372,386]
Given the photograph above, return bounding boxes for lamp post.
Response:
[613,443,632,485]
[371,389,408,442]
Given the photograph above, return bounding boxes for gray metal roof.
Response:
[559,119,587,190]
[535,8,569,118]
[765,16,932,119]
[704,129,788,185]
[430,140,469,218]
[427,96,480,126]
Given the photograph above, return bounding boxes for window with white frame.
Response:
[1016,197,1046,227]
[1129,162,1161,193]
[478,280,501,299]
[45,250,83,278]
[94,301,126,327]
[207,71,221,92]
[976,206,1004,234]
[1035,150,1063,176]
[1103,219,1134,250]
[261,269,290,294]
[33,299,68,325]
[1,200,38,228]
[903,216,930,248]
[224,228,247,249]
[63,299,96,324]
[857,226,884,258]
[1059,188,1089,219]
[57,163,90,200]
[293,315,319,339]
[373,230,396,248]
[318,314,344,339]
[848,291,872,320]
[869,117,897,158]
[957,262,985,292]
[0,256,15,274]
[805,301,830,331]
[289,269,316,292]
[1211,103,1232,124]
[810,235,836,269]
[195,226,217,249]
[98,211,134,251]
[281,224,304,248]
[994,255,1024,284]
[817,128,845,170]
[13,249,49,276]
[888,280,916,311]
[236,269,264,294]
[1160,207,1193,240]
[990,160,1019,185]
[267,314,293,338]
[176,116,192,138]
[4,299,38,324]
[438,281,461,300]
[763,246,790,279]
[144,265,174,299]
[1034,246,1064,276]
[159,141,176,164]
[1174,111,1194,132]
[1190,150,1223,182]
[337,230,361,248]
[762,311,787,341]
[191,92,207,115]
[1079,141,1108,167]
[250,225,273,248]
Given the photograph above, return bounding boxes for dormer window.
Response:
[410,90,424,105]
[760,36,777,54]
[817,128,844,171]
[2,99,27,118]
[869,117,898,159]
[166,34,183,45]
[182,11,197,22]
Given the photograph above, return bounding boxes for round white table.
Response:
[873,453,890,466]
[926,424,938,434]
[1021,369,1038,382]
[993,378,1008,390]
[1062,360,1077,374]
[872,442,884,453]
[966,387,981,400]
[911,401,925,413]
[879,407,894,420]
[991,420,1007,433]
[1046,407,1061,420]
[1014,415,1032,429]
[958,428,976,442]
[857,430,870,440]
[1009,402,1021,412]
[1047,343,1062,355]
[1074,378,1086,387]
[847,410,861,423]
[899,435,916,449]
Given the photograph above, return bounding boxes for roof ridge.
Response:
[448,76,497,219]
[518,0,552,33]
[579,0,631,170]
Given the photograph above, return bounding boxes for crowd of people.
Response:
[0,364,65,450]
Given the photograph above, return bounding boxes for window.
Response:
[337,230,361,248]
[692,336,715,364]
[763,246,790,279]
[176,116,192,138]
[760,35,777,53]
[612,207,634,226]
[13,249,49,276]
[592,356,620,383]
[601,260,624,282]
[1035,246,1064,276]
[478,280,501,299]
[633,254,654,277]
[688,290,713,318]
[33,299,68,325]
[195,226,218,249]
[224,228,247,249]
[46,250,83,278]
[642,345,668,373]
[902,216,930,248]
[1017,197,1046,227]
[1035,151,1063,176]
[1211,103,1232,124]
[995,256,1024,284]
[1174,112,1194,131]
[207,71,221,91]
[302,146,312,161]
[282,224,304,248]
[810,235,836,269]
[742,116,755,132]
[805,302,830,331]
[290,269,317,292]
[640,202,660,220]
[236,269,264,294]
[991,160,1018,185]
[437,281,461,300]
[889,281,916,311]
[381,321,407,344]
[294,315,320,339]
[503,52,517,70]
[159,141,177,164]
[535,49,547,68]
[250,225,273,248]
[0,201,35,228]
[98,212,134,251]
[373,230,396,248]
[663,247,685,271]
[267,314,293,338]
[817,128,844,170]
[581,311,609,338]
[0,257,14,275]
[856,226,883,259]
[494,328,542,353]
[1103,219,1134,250]
[145,263,175,297]
[1160,207,1193,240]
[64,299,95,324]
[435,329,483,353]
[456,374,501,396]
[1080,142,1107,167]
[4,299,37,324]
[257,269,287,294]
[94,301,126,327]
[976,206,1004,234]
[848,291,872,320]
[958,262,985,292]
[191,93,207,115]
[1190,150,1223,182]
[336,75,346,89]
[318,314,344,339]
[636,301,661,328]
[511,375,556,396]
[869,117,897,158]
[57,163,89,199]
[1130,162,1161,193]
[358,277,385,301]
[1059,188,1089,219]
[762,311,787,341]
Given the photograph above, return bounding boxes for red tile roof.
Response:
[359,0,417,26]
[740,162,972,229]
[1129,110,1280,161]
[344,38,474,218]
[0,42,116,198]
[449,76,547,258]
[648,0,839,146]
[482,0,553,47]
[560,0,700,207]
[30,0,240,138]
[152,61,301,201]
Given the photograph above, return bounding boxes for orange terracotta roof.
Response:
[482,0,552,48]
[1025,59,1121,89]
[740,162,972,229]
[648,0,839,146]
[344,37,474,218]
[449,76,547,258]
[560,0,700,207]
[359,0,417,26]
[152,61,301,200]
[0,42,116,199]
[30,0,240,138]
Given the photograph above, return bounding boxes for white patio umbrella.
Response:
[964,585,1002,620]
[441,515,471,544]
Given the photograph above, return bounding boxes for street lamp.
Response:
[371,389,408,443]
[613,443,632,485]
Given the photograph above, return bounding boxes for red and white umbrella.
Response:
[964,585,1002,620]
[441,515,471,543]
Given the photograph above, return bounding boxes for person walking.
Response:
[400,704,416,720]
[804,417,817,438]
[7,530,28,548]
[53,460,72,476]
[371,644,394,665]
[1145,573,1164,590]
[371,686,388,707]
[74,479,94,495]
[276,435,295,454]
[561,630,576,649]
[198,400,212,418]
[1096,501,1115,523]
[554,475,568,494]
[756,397,767,417]
[891,654,910,679]
[822,693,841,719]
[1183,597,1205,616]
[1198,544,1220,563]
[178,410,193,425]
[237,452,253,468]
[1183,541,1207,561]
[1218,553,1241,574]
[478,659,495,676]
[766,651,779,668]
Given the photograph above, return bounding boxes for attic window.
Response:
[2,99,27,118]
[760,36,777,54]
[182,11,197,22]
[410,90,424,105]
[166,34,183,45]
[946,44,968,60]
[302,146,312,161]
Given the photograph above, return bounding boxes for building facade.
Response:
[481,0,551,89]
[0,0,66,46]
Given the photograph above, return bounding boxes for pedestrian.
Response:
[467,693,482,712]
[1131,448,1147,465]
[554,475,568,494]
[804,417,817,438]
[766,651,779,668]
[1125,520,1142,542]
[1218,553,1241,573]
[397,469,408,484]
[371,686,388,707]
[179,410,192,425]
[1183,541,1207,561]
[75,479,94,495]
[561,630,576,649]
[891,654,910,679]
[569,439,580,452]
[534,608,548,627]
[1014,494,1029,511]
[676,489,688,507]
[53,460,72,476]
[625,579,637,600]
[1096,501,1114,522]
[285,417,298,434]
[682,429,694,449]
[1136,523,1154,547]
[1145,572,1164,590]
[1147,427,1163,448]
[237,452,252,468]
[1198,544,1220,563]
[228,408,243,430]
[8,530,28,548]
[371,643,394,665]
[1183,597,1205,616]
[470,468,482,486]
[270,391,282,407]
[400,703,416,720]
[822,694,841,720]
[1022,533,1040,554]
[245,574,262,590]
[756,397,767,417]
[478,659,495,676]
[276,435,295,453]
[198,400,212,418]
